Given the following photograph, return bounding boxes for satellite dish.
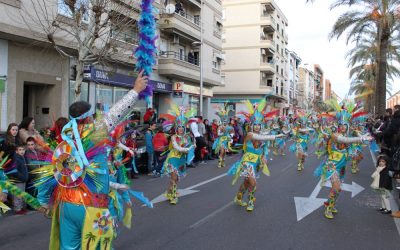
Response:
[165,4,175,14]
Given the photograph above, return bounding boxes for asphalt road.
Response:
[1,148,399,250]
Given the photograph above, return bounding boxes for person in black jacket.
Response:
[10,144,29,215]
[383,109,400,152]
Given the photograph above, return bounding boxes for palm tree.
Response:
[306,0,400,114]
[85,232,97,250]
[103,237,111,250]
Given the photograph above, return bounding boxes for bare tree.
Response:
[19,0,140,101]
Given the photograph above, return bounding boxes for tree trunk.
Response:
[375,21,389,116]
[74,60,84,102]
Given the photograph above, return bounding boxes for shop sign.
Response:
[85,66,172,93]
[173,82,213,97]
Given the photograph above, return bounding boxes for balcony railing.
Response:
[159,51,200,66]
[160,8,200,26]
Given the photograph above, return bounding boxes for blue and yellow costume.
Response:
[161,102,195,205]
[314,99,371,219]
[228,98,279,212]
[213,103,234,168]
[290,114,313,171]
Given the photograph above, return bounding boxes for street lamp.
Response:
[191,0,203,116]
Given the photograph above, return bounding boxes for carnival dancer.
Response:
[290,113,314,171]
[314,100,373,219]
[107,147,152,236]
[228,98,283,212]
[314,114,335,159]
[349,114,369,174]
[30,72,148,250]
[161,102,196,205]
[271,116,290,156]
[212,104,235,168]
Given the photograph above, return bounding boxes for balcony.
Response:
[261,2,275,13]
[158,51,200,82]
[159,9,201,41]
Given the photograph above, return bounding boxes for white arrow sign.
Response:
[294,180,364,221]
[324,181,364,198]
[149,173,227,205]
[294,180,326,221]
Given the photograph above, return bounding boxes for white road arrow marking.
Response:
[294,180,326,221]
[149,173,228,205]
[150,189,200,204]
[324,181,364,198]
[294,180,365,221]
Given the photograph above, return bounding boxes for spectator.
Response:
[145,122,157,175]
[175,0,184,15]
[191,117,207,164]
[372,155,393,214]
[144,108,155,124]
[188,50,195,64]
[383,108,400,151]
[0,123,20,161]
[152,125,170,177]
[25,137,40,203]
[9,144,29,215]
[19,117,44,145]
[203,119,214,160]
[50,117,69,144]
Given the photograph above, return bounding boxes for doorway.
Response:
[22,82,55,130]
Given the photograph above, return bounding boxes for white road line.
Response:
[369,147,400,237]
[189,201,233,229]
[185,173,228,190]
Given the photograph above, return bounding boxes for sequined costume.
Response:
[161,102,196,204]
[32,90,140,250]
[227,97,280,212]
[314,99,372,219]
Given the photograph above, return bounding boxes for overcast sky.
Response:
[276,0,399,99]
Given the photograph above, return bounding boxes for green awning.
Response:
[0,79,5,93]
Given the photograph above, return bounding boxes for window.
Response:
[267,79,273,87]
[111,23,139,45]
[276,23,280,32]
[69,81,89,106]
[58,0,89,22]
[276,65,279,73]
[96,85,113,112]
[281,68,283,76]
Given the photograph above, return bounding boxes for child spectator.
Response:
[371,155,392,214]
[25,137,40,200]
[10,144,29,215]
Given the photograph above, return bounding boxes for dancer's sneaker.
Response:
[234,196,247,207]
[170,197,178,205]
[246,201,254,212]
[324,207,334,219]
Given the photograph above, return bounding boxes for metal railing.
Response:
[160,8,200,26]
[159,51,200,66]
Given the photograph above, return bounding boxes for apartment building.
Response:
[325,79,332,100]
[159,0,223,116]
[298,65,314,111]
[314,64,324,103]
[212,0,289,117]
[387,90,400,110]
[288,50,301,112]
[0,0,222,130]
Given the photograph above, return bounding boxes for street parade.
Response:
[1,0,400,249]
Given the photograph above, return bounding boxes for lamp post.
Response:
[192,0,203,116]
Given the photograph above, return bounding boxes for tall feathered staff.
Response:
[135,0,158,105]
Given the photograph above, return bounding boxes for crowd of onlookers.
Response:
[0,117,46,215]
[367,105,400,217]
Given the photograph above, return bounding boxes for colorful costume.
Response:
[314,99,372,219]
[32,90,141,250]
[213,103,234,168]
[290,114,313,171]
[161,102,195,204]
[228,98,280,212]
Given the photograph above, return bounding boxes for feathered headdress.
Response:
[242,97,268,126]
[161,101,197,130]
[214,103,233,122]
